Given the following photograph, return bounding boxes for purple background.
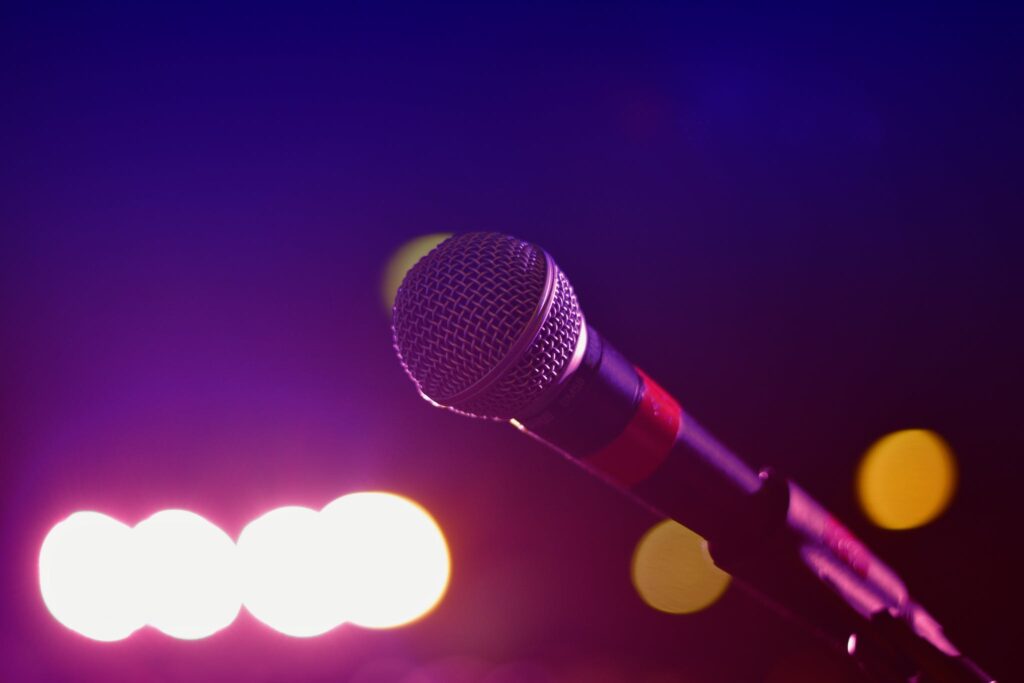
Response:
[2,3,1021,681]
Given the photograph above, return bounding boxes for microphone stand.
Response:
[706,468,995,683]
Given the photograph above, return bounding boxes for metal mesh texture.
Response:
[392,232,583,420]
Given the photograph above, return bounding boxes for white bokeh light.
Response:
[236,506,347,637]
[39,492,450,640]
[133,510,241,639]
[322,492,450,629]
[38,512,145,642]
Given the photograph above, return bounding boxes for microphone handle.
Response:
[517,325,994,683]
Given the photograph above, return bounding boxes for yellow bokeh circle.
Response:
[631,519,730,615]
[381,233,453,311]
[856,429,958,530]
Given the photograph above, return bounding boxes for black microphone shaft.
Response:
[517,324,993,683]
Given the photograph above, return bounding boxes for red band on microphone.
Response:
[583,369,682,487]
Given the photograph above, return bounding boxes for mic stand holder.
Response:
[708,469,995,683]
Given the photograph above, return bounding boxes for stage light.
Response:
[321,492,450,629]
[40,492,450,640]
[856,429,957,530]
[38,512,145,642]
[381,233,452,311]
[236,506,346,637]
[631,519,730,615]
[133,510,241,639]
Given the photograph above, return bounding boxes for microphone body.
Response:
[517,324,906,616]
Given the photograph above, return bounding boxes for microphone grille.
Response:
[392,232,583,419]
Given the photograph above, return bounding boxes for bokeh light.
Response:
[134,510,241,639]
[856,429,958,530]
[381,233,453,311]
[631,519,730,615]
[38,512,145,642]
[40,492,450,641]
[321,492,450,629]
[236,506,347,637]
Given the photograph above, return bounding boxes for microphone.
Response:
[391,232,993,683]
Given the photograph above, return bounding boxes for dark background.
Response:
[1,3,1021,681]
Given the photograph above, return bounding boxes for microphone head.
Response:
[392,232,584,420]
